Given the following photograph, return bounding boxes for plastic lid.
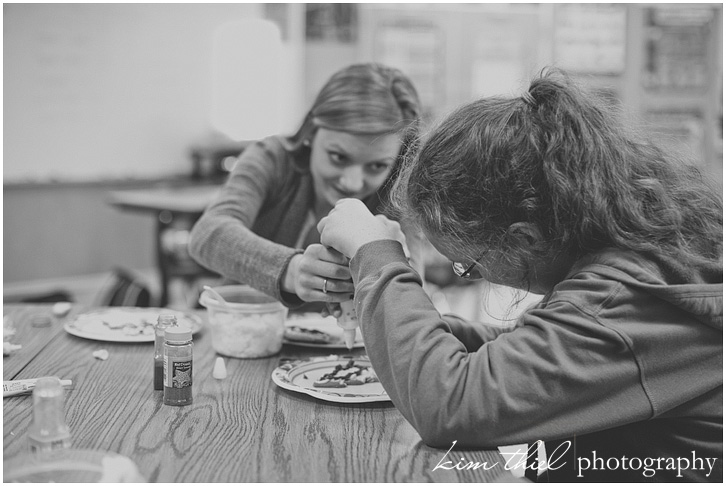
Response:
[157,314,178,325]
[33,376,64,398]
[198,285,285,313]
[164,325,192,342]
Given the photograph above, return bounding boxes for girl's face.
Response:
[309,128,401,212]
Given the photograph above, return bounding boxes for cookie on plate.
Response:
[313,359,379,388]
[285,325,337,344]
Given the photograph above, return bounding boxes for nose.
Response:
[338,166,365,193]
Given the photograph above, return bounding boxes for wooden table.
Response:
[3,304,512,482]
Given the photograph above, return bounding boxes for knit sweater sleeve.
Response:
[350,240,652,449]
[188,138,302,304]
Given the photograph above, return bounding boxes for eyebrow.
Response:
[325,142,349,154]
[325,143,396,164]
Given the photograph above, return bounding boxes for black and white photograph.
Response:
[3,2,722,483]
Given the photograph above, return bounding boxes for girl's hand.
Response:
[282,244,354,303]
[318,199,405,258]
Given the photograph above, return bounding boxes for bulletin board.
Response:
[645,111,706,163]
[642,5,715,90]
[305,3,358,42]
[468,13,540,99]
[363,5,542,119]
[553,4,628,75]
[374,22,445,114]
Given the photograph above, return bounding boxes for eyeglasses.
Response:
[451,253,486,280]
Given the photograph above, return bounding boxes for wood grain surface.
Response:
[3,304,511,482]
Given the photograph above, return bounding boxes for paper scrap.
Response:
[52,302,72,317]
[3,342,22,356]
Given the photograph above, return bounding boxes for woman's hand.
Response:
[317,199,406,259]
[282,243,354,303]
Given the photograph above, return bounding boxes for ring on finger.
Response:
[322,278,328,294]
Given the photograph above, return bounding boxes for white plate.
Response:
[271,356,389,403]
[283,314,364,349]
[64,307,202,343]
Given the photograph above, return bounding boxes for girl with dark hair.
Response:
[318,69,722,482]
[189,63,421,310]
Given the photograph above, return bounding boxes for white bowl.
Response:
[3,449,144,482]
[199,285,287,358]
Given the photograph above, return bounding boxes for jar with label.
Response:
[163,326,193,406]
[154,314,177,390]
[27,377,71,452]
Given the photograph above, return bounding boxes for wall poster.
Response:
[553,4,627,75]
[645,110,705,163]
[374,22,444,118]
[643,5,715,90]
[305,4,358,42]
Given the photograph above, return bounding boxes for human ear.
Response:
[506,222,542,247]
[301,126,318,149]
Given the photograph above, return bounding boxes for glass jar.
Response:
[163,326,193,406]
[154,314,177,390]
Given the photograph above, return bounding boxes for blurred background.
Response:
[4,3,723,318]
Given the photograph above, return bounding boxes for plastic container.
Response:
[3,449,145,482]
[28,377,71,453]
[199,285,288,358]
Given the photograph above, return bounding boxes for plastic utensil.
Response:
[337,300,358,350]
[203,286,229,306]
[213,357,227,379]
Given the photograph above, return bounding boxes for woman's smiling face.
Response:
[309,128,401,211]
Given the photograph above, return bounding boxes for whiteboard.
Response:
[3,4,262,183]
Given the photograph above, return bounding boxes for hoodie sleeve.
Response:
[350,240,654,449]
[188,139,301,304]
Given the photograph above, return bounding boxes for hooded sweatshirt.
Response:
[349,241,722,482]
